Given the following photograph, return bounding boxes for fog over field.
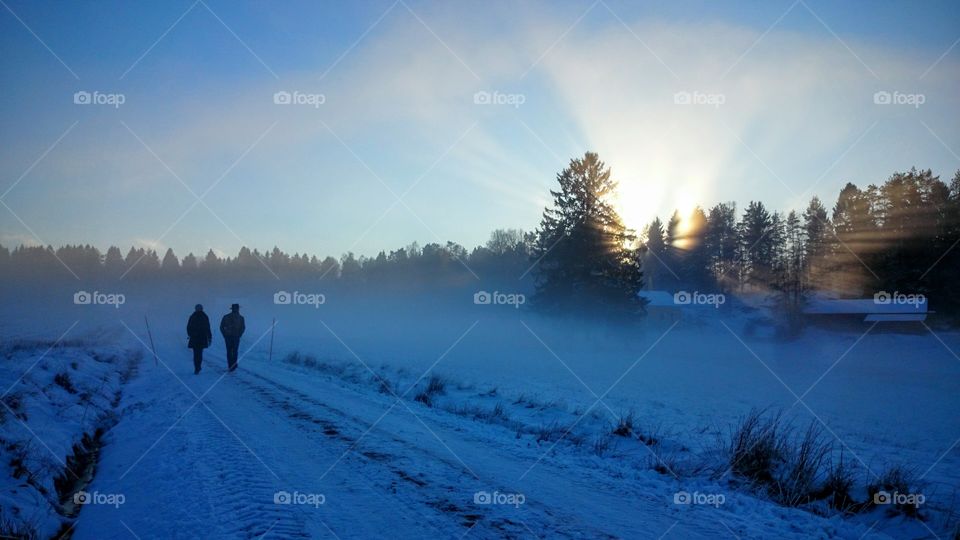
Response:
[2,1,959,539]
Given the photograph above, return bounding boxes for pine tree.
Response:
[831,183,877,295]
[802,196,829,292]
[783,210,804,305]
[769,211,787,289]
[181,253,198,273]
[738,201,775,290]
[644,217,666,289]
[705,202,738,292]
[104,246,125,277]
[680,206,712,288]
[161,248,180,275]
[532,152,643,314]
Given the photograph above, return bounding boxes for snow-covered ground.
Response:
[1,283,958,538]
[0,332,137,538]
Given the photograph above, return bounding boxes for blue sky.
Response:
[1,0,958,259]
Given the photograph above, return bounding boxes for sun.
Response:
[612,180,700,238]
[611,175,666,234]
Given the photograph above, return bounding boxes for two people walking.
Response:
[186,303,246,374]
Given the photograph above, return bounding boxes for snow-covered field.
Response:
[0,333,137,538]
[1,283,958,538]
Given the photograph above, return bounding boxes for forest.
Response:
[3,156,958,316]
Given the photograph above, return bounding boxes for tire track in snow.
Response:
[182,387,312,539]
[232,371,491,536]
[232,368,617,539]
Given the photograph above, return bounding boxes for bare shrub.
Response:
[867,465,924,518]
[425,375,446,395]
[726,408,785,485]
[592,433,614,456]
[816,451,857,512]
[413,390,433,407]
[771,423,831,506]
[534,421,567,443]
[54,372,77,394]
[612,410,635,437]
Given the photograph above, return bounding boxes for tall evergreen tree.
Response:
[802,196,830,292]
[782,210,804,305]
[831,183,878,295]
[738,201,775,290]
[644,217,667,289]
[161,248,180,275]
[705,202,738,292]
[532,152,643,314]
[680,206,712,287]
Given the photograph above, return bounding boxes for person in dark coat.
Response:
[220,303,245,371]
[187,304,212,374]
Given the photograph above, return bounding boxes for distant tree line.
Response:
[0,233,536,290]
[642,167,960,312]
[2,154,957,314]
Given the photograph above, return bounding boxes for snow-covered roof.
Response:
[864,313,928,322]
[804,297,928,314]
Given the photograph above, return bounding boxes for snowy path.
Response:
[73,345,892,539]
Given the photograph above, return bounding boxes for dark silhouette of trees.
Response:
[531,152,644,314]
[161,248,180,276]
[643,217,667,290]
[704,202,738,292]
[781,210,804,307]
[737,201,776,290]
[1,162,958,317]
[802,196,830,292]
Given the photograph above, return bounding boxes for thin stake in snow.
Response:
[269,317,276,362]
[144,315,158,366]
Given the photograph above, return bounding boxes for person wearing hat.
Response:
[220,303,246,372]
[186,304,212,374]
